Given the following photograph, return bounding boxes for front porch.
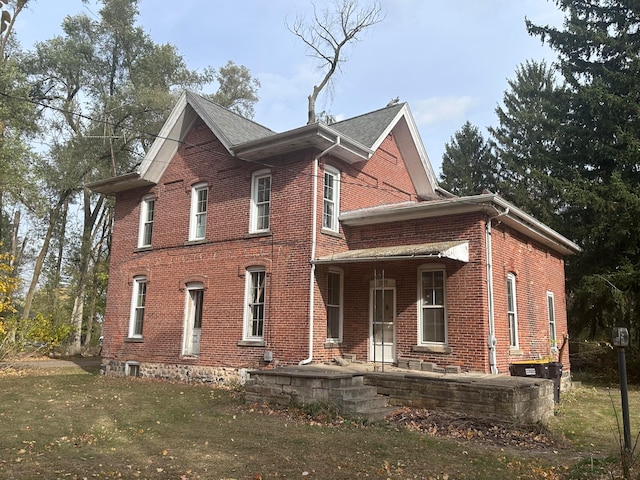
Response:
[246,360,555,424]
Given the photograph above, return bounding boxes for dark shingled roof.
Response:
[329,103,405,148]
[186,91,275,146]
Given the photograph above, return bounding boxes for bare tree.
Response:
[287,0,383,124]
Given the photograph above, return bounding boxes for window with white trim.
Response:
[250,170,271,233]
[128,276,147,338]
[419,268,446,344]
[507,273,519,348]
[244,268,266,340]
[547,291,557,349]
[322,166,340,232]
[189,183,208,241]
[326,269,343,342]
[138,196,155,248]
[183,283,204,356]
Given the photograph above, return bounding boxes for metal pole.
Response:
[618,346,632,454]
[373,269,377,367]
[381,268,385,372]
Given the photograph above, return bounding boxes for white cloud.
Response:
[412,96,478,127]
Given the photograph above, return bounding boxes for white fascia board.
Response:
[137,92,197,184]
[370,105,438,198]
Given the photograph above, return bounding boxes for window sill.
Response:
[244,231,272,239]
[124,337,144,343]
[412,344,452,354]
[134,246,152,253]
[237,340,266,347]
[321,228,342,238]
[185,239,207,246]
[324,341,342,348]
[509,348,524,355]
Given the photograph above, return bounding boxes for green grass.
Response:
[0,364,638,479]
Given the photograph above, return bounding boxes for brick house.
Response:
[90,91,580,383]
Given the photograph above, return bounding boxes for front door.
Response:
[369,280,396,363]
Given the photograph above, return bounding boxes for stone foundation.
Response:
[101,360,246,385]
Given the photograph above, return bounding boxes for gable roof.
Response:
[88,91,438,197]
[330,103,405,148]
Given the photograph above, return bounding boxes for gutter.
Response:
[486,207,509,374]
[299,138,341,365]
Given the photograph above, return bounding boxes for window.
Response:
[507,273,519,348]
[326,269,343,342]
[244,268,266,340]
[138,196,155,248]
[250,170,271,233]
[183,283,204,356]
[322,166,340,232]
[125,362,140,377]
[189,183,208,240]
[128,276,147,338]
[547,291,557,349]
[419,269,446,344]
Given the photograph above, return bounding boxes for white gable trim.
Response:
[369,104,438,199]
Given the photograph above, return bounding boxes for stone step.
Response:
[356,405,396,423]
[338,395,389,412]
[329,385,378,400]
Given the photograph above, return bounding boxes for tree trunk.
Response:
[22,191,70,320]
[68,188,105,355]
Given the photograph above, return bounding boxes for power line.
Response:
[0,90,418,198]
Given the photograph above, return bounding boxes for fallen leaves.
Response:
[387,407,562,451]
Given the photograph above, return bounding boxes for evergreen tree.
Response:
[528,0,640,341]
[488,60,569,226]
[439,121,497,196]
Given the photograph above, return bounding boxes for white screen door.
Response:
[370,280,395,363]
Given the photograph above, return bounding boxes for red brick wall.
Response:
[490,223,569,372]
[311,212,571,374]
[104,119,318,369]
[310,212,490,371]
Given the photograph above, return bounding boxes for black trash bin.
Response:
[547,362,563,404]
[509,361,549,378]
[509,360,562,404]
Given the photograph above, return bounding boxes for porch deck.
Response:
[246,362,556,424]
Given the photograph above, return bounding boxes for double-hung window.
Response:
[183,283,204,356]
[138,196,155,248]
[250,170,271,233]
[326,269,343,342]
[507,273,519,348]
[419,268,446,344]
[547,291,557,349]
[189,183,208,241]
[128,276,147,338]
[244,268,266,340]
[322,166,340,232]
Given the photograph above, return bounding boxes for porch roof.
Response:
[312,241,469,265]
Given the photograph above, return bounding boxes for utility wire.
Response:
[1,90,420,198]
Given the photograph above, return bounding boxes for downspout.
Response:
[486,207,509,374]
[299,137,341,365]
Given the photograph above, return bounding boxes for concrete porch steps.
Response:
[246,369,394,423]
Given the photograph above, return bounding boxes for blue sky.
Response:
[16,0,563,176]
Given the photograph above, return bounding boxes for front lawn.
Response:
[0,363,637,479]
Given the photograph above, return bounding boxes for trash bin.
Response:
[547,362,563,404]
[509,361,549,378]
[509,360,562,404]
